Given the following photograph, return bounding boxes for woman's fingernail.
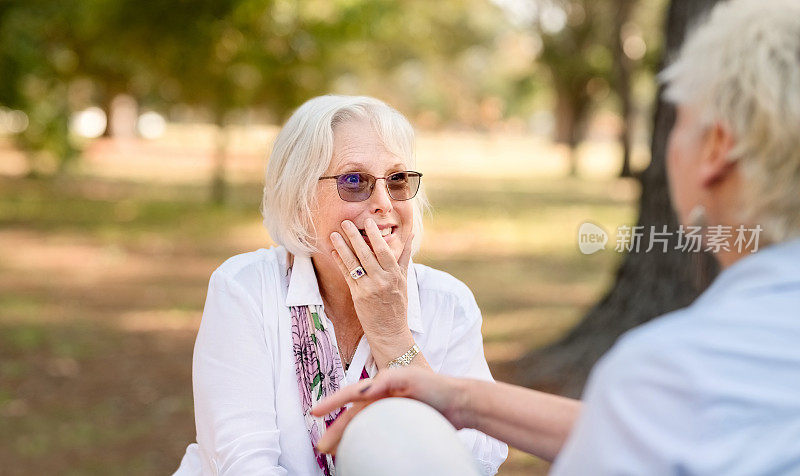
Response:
[359,384,372,394]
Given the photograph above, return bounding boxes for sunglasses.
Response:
[318,171,423,202]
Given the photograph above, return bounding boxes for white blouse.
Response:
[174,247,508,475]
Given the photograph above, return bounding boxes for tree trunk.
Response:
[613,0,636,178]
[554,89,587,177]
[211,111,230,205]
[518,0,722,398]
[102,92,114,138]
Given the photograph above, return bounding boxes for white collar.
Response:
[284,251,424,334]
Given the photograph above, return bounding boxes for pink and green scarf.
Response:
[290,304,370,476]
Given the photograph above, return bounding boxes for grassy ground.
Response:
[0,133,639,475]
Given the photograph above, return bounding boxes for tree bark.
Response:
[518,0,722,398]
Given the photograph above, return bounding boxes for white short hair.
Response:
[261,95,429,257]
[661,0,800,242]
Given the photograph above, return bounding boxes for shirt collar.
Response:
[285,252,424,334]
[284,252,323,306]
[695,238,800,305]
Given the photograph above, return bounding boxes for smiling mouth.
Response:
[359,226,397,242]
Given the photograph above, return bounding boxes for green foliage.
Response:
[0,0,665,175]
[0,1,84,175]
[0,0,505,173]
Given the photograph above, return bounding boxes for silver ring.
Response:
[349,266,366,280]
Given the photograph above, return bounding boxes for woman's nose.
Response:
[368,179,394,214]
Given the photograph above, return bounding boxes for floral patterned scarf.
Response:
[290,304,342,475]
[291,304,371,476]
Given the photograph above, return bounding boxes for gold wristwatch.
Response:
[387,343,420,369]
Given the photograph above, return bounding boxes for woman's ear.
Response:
[699,122,737,188]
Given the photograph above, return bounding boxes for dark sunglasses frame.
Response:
[318,170,423,202]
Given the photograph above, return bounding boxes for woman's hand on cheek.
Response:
[329,218,414,344]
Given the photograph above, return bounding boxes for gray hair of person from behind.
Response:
[260,95,429,257]
[660,0,800,243]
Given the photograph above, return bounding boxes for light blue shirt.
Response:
[551,239,800,475]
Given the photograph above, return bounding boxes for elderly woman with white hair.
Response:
[173,95,507,475]
[312,0,800,474]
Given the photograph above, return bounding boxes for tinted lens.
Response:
[386,172,421,200]
[337,173,373,202]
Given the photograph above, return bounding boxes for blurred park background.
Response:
[0,0,701,474]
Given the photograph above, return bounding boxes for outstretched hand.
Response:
[310,367,468,454]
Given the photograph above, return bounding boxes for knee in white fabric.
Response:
[335,397,480,476]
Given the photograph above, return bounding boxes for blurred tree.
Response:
[0,0,501,197]
[536,0,616,176]
[321,0,505,128]
[612,0,637,178]
[166,0,502,203]
[0,1,84,177]
[519,0,721,398]
[492,0,664,174]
